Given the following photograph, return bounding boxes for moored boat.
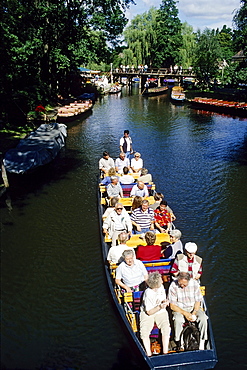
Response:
[3,122,67,174]
[171,86,186,103]
[188,97,247,117]
[98,165,217,369]
[57,99,93,123]
[109,84,122,94]
[142,85,169,96]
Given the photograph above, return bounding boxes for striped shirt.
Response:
[130,206,155,229]
[168,278,203,310]
[171,256,202,277]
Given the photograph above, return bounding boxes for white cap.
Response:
[185,242,197,253]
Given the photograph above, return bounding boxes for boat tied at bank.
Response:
[188,97,247,117]
[3,122,67,174]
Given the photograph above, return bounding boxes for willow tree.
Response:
[123,7,158,67]
[178,22,196,69]
[153,0,182,67]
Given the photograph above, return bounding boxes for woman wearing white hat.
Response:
[170,242,202,281]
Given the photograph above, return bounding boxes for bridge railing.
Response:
[112,67,194,75]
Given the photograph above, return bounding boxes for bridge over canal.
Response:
[110,68,197,90]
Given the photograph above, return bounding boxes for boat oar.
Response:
[141,87,146,95]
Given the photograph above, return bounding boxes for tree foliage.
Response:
[178,22,196,68]
[0,0,134,123]
[233,0,247,54]
[153,0,182,67]
[123,7,158,67]
[193,28,222,86]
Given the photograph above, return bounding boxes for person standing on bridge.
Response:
[119,130,133,159]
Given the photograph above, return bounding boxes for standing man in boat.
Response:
[119,130,133,159]
[168,272,208,350]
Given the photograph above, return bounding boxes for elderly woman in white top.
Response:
[140,272,170,356]
[130,152,143,173]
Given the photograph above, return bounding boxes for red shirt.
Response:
[136,245,162,261]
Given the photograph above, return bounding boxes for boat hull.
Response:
[143,86,169,96]
[3,123,67,174]
[189,99,247,117]
[57,106,92,123]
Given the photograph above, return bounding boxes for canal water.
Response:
[1,86,247,370]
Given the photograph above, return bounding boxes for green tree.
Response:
[0,0,134,123]
[178,22,196,69]
[193,28,221,87]
[233,0,247,54]
[153,0,182,67]
[123,7,158,67]
[216,25,233,62]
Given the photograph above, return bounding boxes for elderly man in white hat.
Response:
[170,242,202,281]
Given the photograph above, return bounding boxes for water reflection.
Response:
[1,89,247,370]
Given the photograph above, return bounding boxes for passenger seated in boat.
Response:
[102,203,132,246]
[154,200,174,232]
[100,167,118,186]
[99,151,115,174]
[131,200,155,234]
[130,152,143,173]
[140,272,170,356]
[119,166,135,184]
[107,232,135,264]
[137,168,152,183]
[136,231,162,261]
[115,152,130,174]
[131,196,143,211]
[149,192,164,210]
[115,250,148,292]
[168,272,208,350]
[170,242,202,282]
[107,176,123,199]
[102,197,122,219]
[163,229,183,260]
[130,181,149,198]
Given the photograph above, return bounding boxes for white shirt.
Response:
[120,136,132,152]
[131,157,143,171]
[107,244,135,264]
[116,259,147,287]
[141,285,167,314]
[99,157,114,171]
[130,184,149,197]
[120,174,135,184]
[115,157,130,173]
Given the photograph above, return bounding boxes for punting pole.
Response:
[1,160,9,188]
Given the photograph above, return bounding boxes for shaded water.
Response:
[1,86,247,369]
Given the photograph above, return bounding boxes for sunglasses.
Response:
[116,208,123,210]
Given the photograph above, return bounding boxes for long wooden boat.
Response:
[3,123,67,174]
[109,84,122,94]
[98,172,218,370]
[142,86,169,96]
[57,99,93,123]
[171,86,186,103]
[188,97,247,117]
